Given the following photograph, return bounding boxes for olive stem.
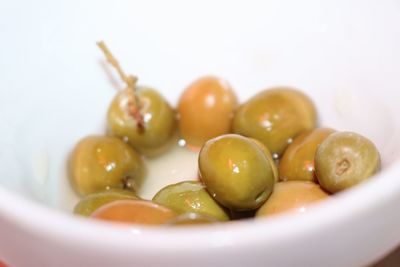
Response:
[97,41,145,130]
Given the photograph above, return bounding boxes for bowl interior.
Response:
[0,0,400,212]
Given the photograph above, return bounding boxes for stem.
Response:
[97,41,145,130]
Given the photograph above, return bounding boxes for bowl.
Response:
[1,1,400,267]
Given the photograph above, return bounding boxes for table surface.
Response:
[372,246,400,267]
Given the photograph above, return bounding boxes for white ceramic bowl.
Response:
[1,1,400,266]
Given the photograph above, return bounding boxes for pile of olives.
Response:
[68,42,381,226]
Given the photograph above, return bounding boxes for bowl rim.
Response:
[1,160,400,253]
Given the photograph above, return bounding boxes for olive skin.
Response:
[108,87,177,157]
[152,181,229,221]
[165,213,219,226]
[279,128,335,182]
[199,134,275,210]
[73,189,139,216]
[315,132,381,193]
[256,181,329,217]
[233,87,317,157]
[91,200,177,225]
[250,138,279,182]
[69,136,145,196]
[177,76,238,148]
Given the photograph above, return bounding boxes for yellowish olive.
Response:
[256,181,329,217]
[165,213,219,226]
[250,138,279,182]
[73,189,139,216]
[233,87,317,157]
[199,134,275,210]
[108,87,177,157]
[69,136,145,196]
[279,128,335,182]
[177,76,238,148]
[315,132,381,193]
[152,181,229,221]
[91,200,177,225]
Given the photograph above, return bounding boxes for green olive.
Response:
[315,132,381,193]
[279,128,335,182]
[199,134,275,210]
[73,189,139,216]
[233,87,317,157]
[108,87,177,157]
[152,181,229,221]
[256,181,329,217]
[250,138,279,182]
[165,213,219,226]
[69,136,145,196]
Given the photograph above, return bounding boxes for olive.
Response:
[279,128,335,182]
[91,200,177,225]
[199,134,275,210]
[69,136,145,196]
[73,189,139,216]
[250,138,279,182]
[177,76,238,148]
[256,181,329,217]
[233,87,317,157]
[108,87,177,157]
[152,181,229,221]
[97,41,176,157]
[315,132,381,193]
[228,210,257,220]
[165,213,219,226]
